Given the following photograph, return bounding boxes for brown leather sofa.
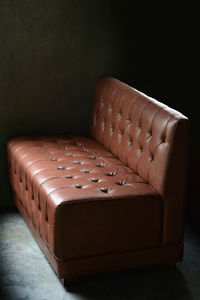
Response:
[7,77,189,285]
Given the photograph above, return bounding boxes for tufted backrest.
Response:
[90,77,189,245]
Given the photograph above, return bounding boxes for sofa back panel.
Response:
[89,77,188,193]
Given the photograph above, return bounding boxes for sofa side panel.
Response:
[149,117,189,245]
[48,193,163,261]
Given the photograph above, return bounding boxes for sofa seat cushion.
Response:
[8,135,163,261]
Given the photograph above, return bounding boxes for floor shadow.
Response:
[68,266,192,300]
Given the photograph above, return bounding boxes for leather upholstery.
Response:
[7,77,189,281]
[90,77,189,245]
[7,135,162,261]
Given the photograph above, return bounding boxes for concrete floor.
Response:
[0,210,200,300]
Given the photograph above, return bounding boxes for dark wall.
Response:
[0,1,199,212]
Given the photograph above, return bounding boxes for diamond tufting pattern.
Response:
[90,77,187,195]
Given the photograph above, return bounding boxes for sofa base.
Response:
[14,192,183,282]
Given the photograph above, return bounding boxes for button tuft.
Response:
[116,180,126,186]
[99,187,111,193]
[75,184,85,189]
[90,178,100,182]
